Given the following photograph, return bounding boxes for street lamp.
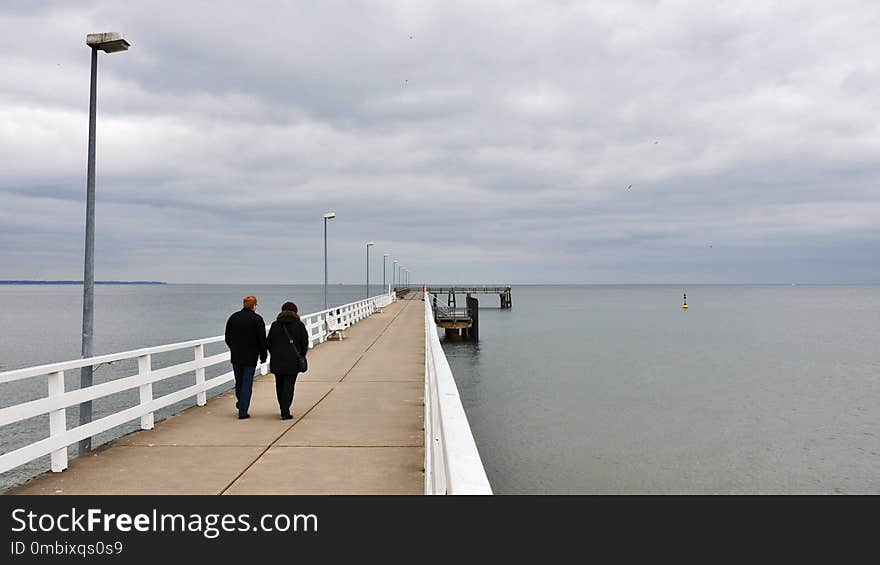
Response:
[323,212,335,310]
[365,241,374,298]
[382,253,389,293]
[392,260,398,291]
[79,32,130,456]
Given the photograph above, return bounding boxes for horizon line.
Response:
[5,280,878,286]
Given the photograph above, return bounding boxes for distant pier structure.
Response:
[426,286,512,340]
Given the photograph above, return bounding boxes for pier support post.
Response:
[445,328,461,340]
[466,295,479,340]
[500,291,511,309]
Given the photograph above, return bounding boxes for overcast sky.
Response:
[1,1,878,284]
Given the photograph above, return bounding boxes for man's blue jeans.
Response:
[232,364,256,417]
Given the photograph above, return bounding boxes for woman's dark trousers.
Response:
[275,373,299,417]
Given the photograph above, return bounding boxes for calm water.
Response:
[441,285,880,493]
[2,284,879,493]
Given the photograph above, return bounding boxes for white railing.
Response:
[0,291,395,476]
[423,291,492,495]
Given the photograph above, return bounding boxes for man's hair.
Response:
[243,295,257,309]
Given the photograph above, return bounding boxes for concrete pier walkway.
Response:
[8,294,425,495]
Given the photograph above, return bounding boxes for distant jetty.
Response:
[0,280,166,285]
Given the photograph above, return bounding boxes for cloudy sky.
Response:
[1,1,878,284]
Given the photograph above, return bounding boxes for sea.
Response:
[2,283,879,493]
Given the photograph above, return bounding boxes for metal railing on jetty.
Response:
[426,292,470,324]
[423,291,493,495]
[0,291,396,476]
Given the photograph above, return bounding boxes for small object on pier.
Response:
[682,292,688,310]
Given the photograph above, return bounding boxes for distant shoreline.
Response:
[0,280,166,285]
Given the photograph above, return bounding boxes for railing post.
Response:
[138,354,154,430]
[47,370,68,472]
[194,344,206,406]
[307,316,315,348]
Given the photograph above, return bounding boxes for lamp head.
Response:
[323,212,336,220]
[366,241,375,247]
[86,32,130,53]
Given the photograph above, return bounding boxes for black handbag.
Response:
[281,324,308,373]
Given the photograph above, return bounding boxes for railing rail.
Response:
[426,286,511,294]
[0,291,396,475]
[423,291,492,495]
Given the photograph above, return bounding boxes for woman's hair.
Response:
[281,301,298,313]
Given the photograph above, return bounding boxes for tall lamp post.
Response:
[365,241,374,298]
[382,253,389,294]
[79,32,130,456]
[392,260,398,291]
[323,212,335,310]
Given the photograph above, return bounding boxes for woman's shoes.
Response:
[281,414,293,420]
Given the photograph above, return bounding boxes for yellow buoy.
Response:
[682,292,688,309]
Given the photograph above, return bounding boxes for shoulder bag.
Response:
[281,324,308,373]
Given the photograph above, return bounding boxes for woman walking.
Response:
[266,301,310,420]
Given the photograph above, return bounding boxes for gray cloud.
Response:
[1,0,879,284]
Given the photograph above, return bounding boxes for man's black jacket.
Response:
[225,308,268,366]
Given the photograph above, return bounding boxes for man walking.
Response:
[224,295,268,419]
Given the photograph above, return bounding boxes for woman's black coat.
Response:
[266,312,310,375]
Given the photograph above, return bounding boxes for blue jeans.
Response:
[232,364,256,417]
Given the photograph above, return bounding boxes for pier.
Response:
[0,291,491,495]
[426,286,512,340]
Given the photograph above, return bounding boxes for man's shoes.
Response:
[238,413,250,420]
[281,414,293,420]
